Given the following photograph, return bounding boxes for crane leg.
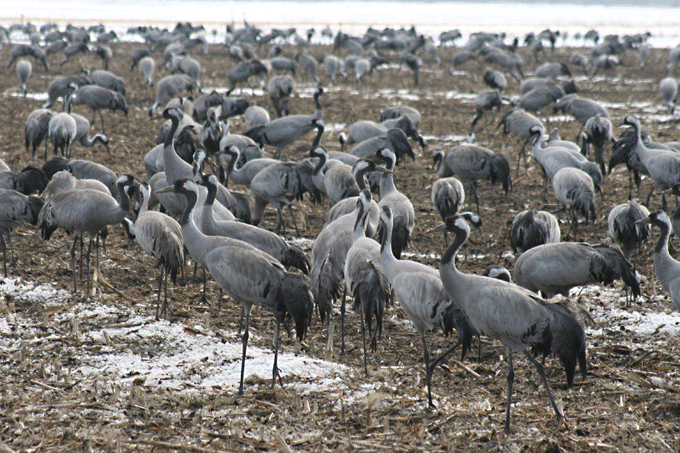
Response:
[505,349,515,433]
[6,229,15,266]
[421,332,435,409]
[70,235,79,293]
[271,318,284,389]
[288,204,301,237]
[86,237,95,293]
[0,230,7,277]
[99,111,106,134]
[360,297,369,375]
[524,350,567,432]
[155,266,164,320]
[428,337,462,375]
[239,306,251,395]
[340,286,347,355]
[275,207,286,237]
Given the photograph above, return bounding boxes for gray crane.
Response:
[311,189,373,353]
[244,105,270,130]
[43,170,110,201]
[608,200,650,279]
[16,59,31,97]
[518,84,565,128]
[245,88,324,159]
[296,52,320,84]
[450,50,475,73]
[139,56,155,86]
[483,68,506,92]
[431,176,465,242]
[222,145,279,187]
[432,145,511,213]
[94,45,112,70]
[225,59,268,95]
[60,42,88,66]
[552,167,596,239]
[380,207,475,408]
[622,114,680,210]
[48,112,77,158]
[71,113,110,154]
[345,191,391,374]
[269,56,296,74]
[37,174,135,293]
[122,182,184,319]
[498,108,543,172]
[638,44,651,68]
[380,105,421,128]
[534,62,571,79]
[322,54,346,82]
[659,77,677,113]
[484,49,523,81]
[325,159,386,237]
[509,209,560,255]
[199,174,309,274]
[169,54,202,92]
[156,178,313,394]
[43,157,118,198]
[341,117,424,151]
[7,44,48,72]
[309,146,359,205]
[432,214,581,431]
[660,184,680,240]
[43,75,90,110]
[349,128,415,165]
[149,74,193,116]
[514,241,640,302]
[45,41,68,58]
[372,148,415,260]
[0,166,47,195]
[470,89,504,132]
[582,114,613,175]
[399,51,422,86]
[553,94,608,140]
[635,211,680,311]
[249,156,323,237]
[0,189,43,276]
[66,85,128,134]
[85,69,126,95]
[25,108,54,161]
[267,75,294,117]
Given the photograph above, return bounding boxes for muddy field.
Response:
[0,36,679,452]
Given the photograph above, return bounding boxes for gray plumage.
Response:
[45,40,68,58]
[374,148,414,259]
[67,85,128,134]
[296,52,320,84]
[608,200,650,268]
[534,62,571,79]
[25,108,54,161]
[169,54,202,92]
[94,45,112,70]
[269,56,296,74]
[659,77,677,113]
[48,112,77,158]
[0,166,47,195]
[553,94,609,139]
[552,167,596,238]
[349,128,415,165]
[635,210,680,311]
[433,145,511,212]
[157,178,313,394]
[59,42,88,66]
[16,59,31,97]
[589,54,621,79]
[7,44,48,72]
[583,114,613,175]
[87,69,126,95]
[0,189,44,276]
[149,74,193,116]
[43,75,91,109]
[450,50,475,73]
[498,108,543,172]
[267,75,294,117]
[484,49,523,81]
[322,54,346,82]
[310,146,359,205]
[42,157,118,198]
[222,146,279,187]
[43,170,110,201]
[131,48,150,71]
[380,208,475,408]
[245,87,324,159]
[71,113,110,153]
[380,105,421,128]
[244,105,270,130]
[37,174,135,293]
[123,183,184,319]
[510,209,560,255]
[139,56,155,86]
[345,191,391,374]
[483,68,506,91]
[343,116,424,150]
[199,174,309,274]
[226,59,268,95]
[471,89,503,132]
[434,215,576,431]
[514,241,640,300]
[518,84,565,126]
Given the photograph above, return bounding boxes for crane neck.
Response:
[163,113,181,150]
[178,187,199,230]
[352,202,367,242]
[311,150,327,175]
[116,180,132,214]
[312,123,324,147]
[379,170,396,198]
[354,167,370,190]
[440,224,469,271]
[312,90,323,119]
[654,219,672,256]
[379,217,396,261]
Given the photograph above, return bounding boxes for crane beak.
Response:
[634,217,651,225]
[154,185,176,194]
[426,223,446,234]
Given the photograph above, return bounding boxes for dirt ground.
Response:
[0,36,679,452]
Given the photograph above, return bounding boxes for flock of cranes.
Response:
[1,19,680,436]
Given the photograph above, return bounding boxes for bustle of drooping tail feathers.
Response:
[541,298,587,386]
[440,300,476,361]
[277,272,314,341]
[27,196,45,225]
[243,125,267,147]
[37,203,58,241]
[296,161,325,204]
[312,254,343,323]
[590,244,641,297]
[378,220,411,259]
[283,243,310,274]
[17,167,48,195]
[41,157,70,179]
[351,262,391,341]
[174,126,202,164]
[434,184,461,220]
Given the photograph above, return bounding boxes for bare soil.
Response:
[0,40,679,452]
